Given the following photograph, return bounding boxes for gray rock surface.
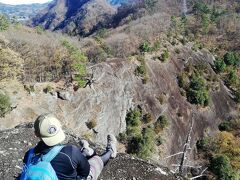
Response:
[0,124,177,180]
[57,91,72,101]
[0,46,237,169]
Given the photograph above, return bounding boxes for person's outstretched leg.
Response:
[87,134,118,180]
[80,140,95,159]
[100,134,117,165]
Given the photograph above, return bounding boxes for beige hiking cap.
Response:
[34,113,65,146]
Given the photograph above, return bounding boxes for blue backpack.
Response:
[20,145,64,180]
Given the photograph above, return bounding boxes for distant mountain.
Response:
[31,0,146,36]
[0,2,49,21]
[31,0,117,36]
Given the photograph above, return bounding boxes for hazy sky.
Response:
[0,0,52,5]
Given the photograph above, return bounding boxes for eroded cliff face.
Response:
[0,44,237,168]
[0,59,135,144]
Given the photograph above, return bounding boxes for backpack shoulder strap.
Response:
[26,148,35,165]
[42,145,64,162]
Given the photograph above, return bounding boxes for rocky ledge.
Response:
[0,123,177,180]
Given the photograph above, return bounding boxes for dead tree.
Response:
[165,119,193,176]
[84,72,95,89]
[179,118,193,175]
[83,67,105,90]
[165,114,208,179]
[190,167,208,180]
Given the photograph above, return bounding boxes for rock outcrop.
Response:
[0,123,177,179]
[0,44,237,169]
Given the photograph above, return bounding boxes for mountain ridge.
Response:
[30,0,145,36]
[0,2,49,21]
[30,0,118,36]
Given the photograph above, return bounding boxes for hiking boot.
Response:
[80,140,94,157]
[106,134,117,158]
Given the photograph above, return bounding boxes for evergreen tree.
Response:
[215,58,226,73]
[0,14,9,31]
[210,155,237,180]
[224,52,237,66]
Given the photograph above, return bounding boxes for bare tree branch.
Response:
[165,113,205,178]
[165,152,184,159]
[179,118,194,174]
[189,167,208,180]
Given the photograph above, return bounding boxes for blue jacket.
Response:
[23,141,90,180]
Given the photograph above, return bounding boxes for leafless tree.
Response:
[165,114,208,179]
[83,67,105,90]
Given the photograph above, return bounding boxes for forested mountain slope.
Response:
[0,0,240,179]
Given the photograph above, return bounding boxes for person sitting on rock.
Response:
[20,113,117,180]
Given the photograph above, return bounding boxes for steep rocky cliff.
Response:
[0,41,236,169]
